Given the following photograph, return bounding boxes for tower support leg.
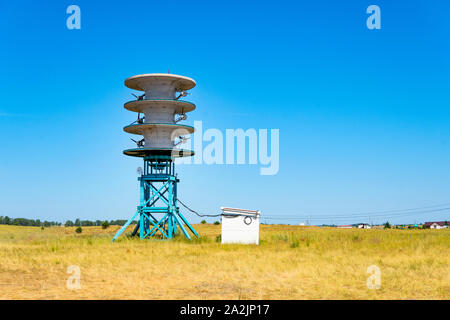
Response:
[113,156,198,241]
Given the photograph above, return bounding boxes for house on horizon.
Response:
[337,225,353,229]
[424,221,448,229]
[357,223,371,229]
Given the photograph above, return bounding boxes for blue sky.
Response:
[0,0,449,225]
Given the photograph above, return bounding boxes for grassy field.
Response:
[0,224,448,299]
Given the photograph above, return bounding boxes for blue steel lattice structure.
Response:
[112,73,199,241]
[112,155,199,241]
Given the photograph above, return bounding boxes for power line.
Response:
[263,207,450,221]
[331,202,450,215]
[176,199,450,223]
[176,198,221,218]
[177,198,260,219]
[263,205,450,220]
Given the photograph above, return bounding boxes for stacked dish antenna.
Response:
[113,73,199,241]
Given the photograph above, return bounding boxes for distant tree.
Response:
[201,220,206,224]
[214,221,220,225]
[384,221,391,229]
[101,221,110,229]
[65,220,73,227]
[81,220,94,226]
[109,219,133,226]
[75,226,82,234]
[75,218,81,226]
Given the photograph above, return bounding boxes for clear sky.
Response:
[1,0,449,225]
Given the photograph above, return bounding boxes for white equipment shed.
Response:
[221,207,261,245]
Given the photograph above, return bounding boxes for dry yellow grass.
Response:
[0,224,448,299]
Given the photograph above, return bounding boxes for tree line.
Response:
[0,216,136,227]
[0,216,61,227]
